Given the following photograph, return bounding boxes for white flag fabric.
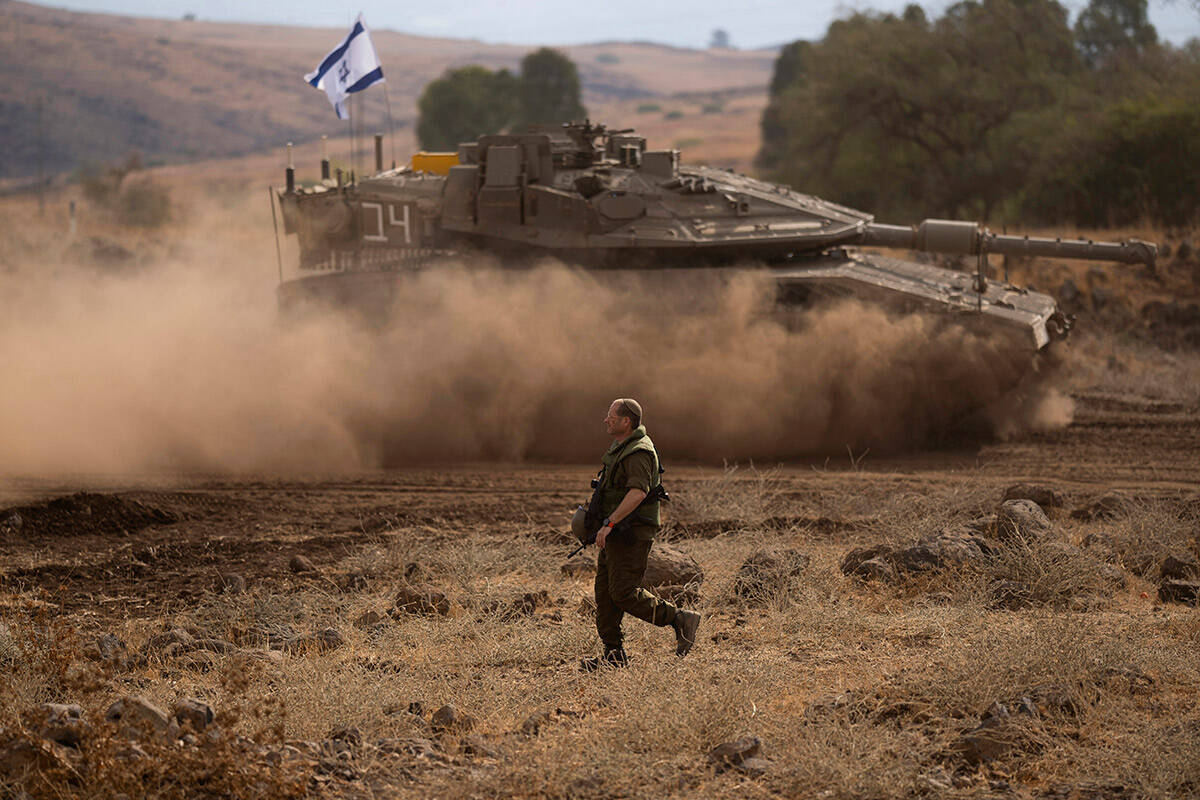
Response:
[304,14,385,120]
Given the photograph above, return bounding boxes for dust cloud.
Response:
[0,218,1071,474]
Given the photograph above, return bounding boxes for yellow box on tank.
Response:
[411,152,460,175]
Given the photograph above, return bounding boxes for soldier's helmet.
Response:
[571,506,590,544]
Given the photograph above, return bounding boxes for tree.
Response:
[760,0,1080,221]
[1075,0,1158,67]
[757,40,810,172]
[709,29,732,49]
[517,48,587,128]
[416,66,518,150]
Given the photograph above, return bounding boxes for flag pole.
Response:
[347,95,355,182]
[383,82,396,169]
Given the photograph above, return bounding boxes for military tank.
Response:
[275,120,1155,351]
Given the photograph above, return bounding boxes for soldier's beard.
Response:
[0,252,1071,474]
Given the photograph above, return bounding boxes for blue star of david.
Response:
[337,61,351,86]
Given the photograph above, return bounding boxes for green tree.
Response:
[756,40,810,172]
[761,0,1079,221]
[1075,0,1158,67]
[416,66,518,150]
[517,48,587,128]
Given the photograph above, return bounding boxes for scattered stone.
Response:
[0,736,76,780]
[561,555,594,577]
[32,703,86,748]
[1160,554,1200,582]
[289,555,319,574]
[519,710,554,737]
[192,637,237,654]
[730,548,810,598]
[995,499,1052,542]
[1158,580,1200,606]
[1072,491,1133,521]
[840,544,896,575]
[1003,483,1065,509]
[707,736,765,774]
[853,558,898,583]
[430,704,475,736]
[145,628,195,652]
[478,590,550,619]
[339,572,369,592]
[929,527,990,564]
[353,609,386,630]
[963,515,997,536]
[1097,563,1128,590]
[641,543,703,590]
[576,595,597,617]
[392,585,450,616]
[173,699,214,732]
[235,648,284,667]
[104,696,178,740]
[1081,532,1118,562]
[375,737,446,761]
[894,544,941,573]
[953,715,1014,764]
[82,633,128,665]
[214,573,247,594]
[175,651,221,672]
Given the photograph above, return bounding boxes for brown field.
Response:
[2,134,1200,798]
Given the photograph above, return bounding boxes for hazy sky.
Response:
[43,0,1200,48]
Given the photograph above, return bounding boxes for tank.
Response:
[274,121,1156,351]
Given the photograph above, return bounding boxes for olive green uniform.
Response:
[594,426,680,651]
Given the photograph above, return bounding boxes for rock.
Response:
[176,651,220,672]
[804,693,855,719]
[853,558,898,583]
[1158,580,1200,606]
[392,585,450,616]
[995,499,1051,542]
[0,736,76,780]
[289,555,319,574]
[82,633,128,665]
[953,716,1014,764]
[339,572,369,592]
[641,543,703,590]
[1160,554,1200,581]
[283,628,345,654]
[191,638,237,654]
[173,699,214,732]
[707,736,762,773]
[235,648,285,667]
[353,609,386,629]
[214,573,246,594]
[32,703,86,748]
[146,628,195,652]
[894,544,941,573]
[519,710,553,737]
[1097,563,1128,589]
[840,544,896,575]
[730,548,810,598]
[375,737,444,760]
[560,555,594,577]
[105,696,178,740]
[1058,278,1081,307]
[930,527,989,564]
[576,595,597,617]
[733,756,771,776]
[1081,532,1118,562]
[430,704,475,736]
[1003,483,1065,510]
[1072,491,1133,521]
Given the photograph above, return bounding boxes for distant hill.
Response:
[0,2,775,179]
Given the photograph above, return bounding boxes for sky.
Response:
[42,0,1200,48]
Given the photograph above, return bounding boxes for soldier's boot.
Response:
[579,647,629,672]
[673,609,701,657]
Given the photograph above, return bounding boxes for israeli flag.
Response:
[304,14,385,120]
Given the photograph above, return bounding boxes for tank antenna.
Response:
[268,187,283,284]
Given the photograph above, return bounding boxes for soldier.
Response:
[581,398,701,671]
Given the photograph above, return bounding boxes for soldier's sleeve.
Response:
[623,451,655,494]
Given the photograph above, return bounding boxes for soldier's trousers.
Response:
[595,533,679,650]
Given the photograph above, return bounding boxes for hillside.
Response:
[0,1,775,179]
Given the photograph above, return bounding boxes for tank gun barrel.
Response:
[862,220,1157,268]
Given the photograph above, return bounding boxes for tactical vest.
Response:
[597,426,661,527]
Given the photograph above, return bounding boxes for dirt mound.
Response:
[1,492,178,538]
